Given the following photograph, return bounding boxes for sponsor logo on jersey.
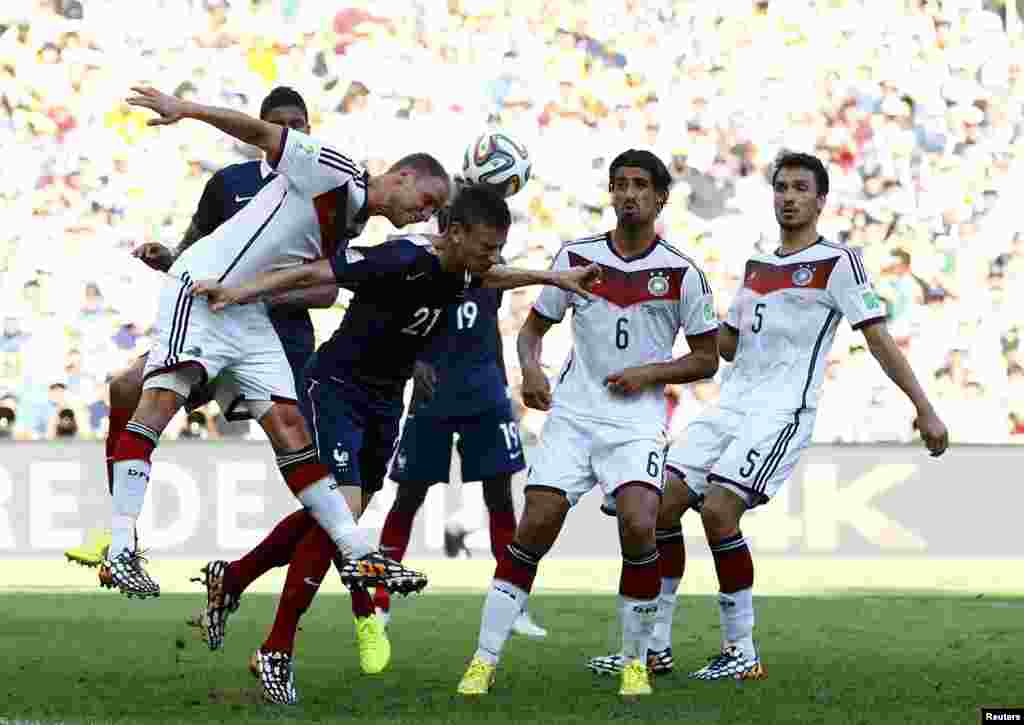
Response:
[792,266,814,286]
[703,301,715,322]
[647,271,670,297]
[333,447,349,468]
[862,290,881,310]
[234,195,255,203]
[345,248,365,264]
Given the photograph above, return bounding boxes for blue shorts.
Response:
[301,374,402,494]
[389,400,526,484]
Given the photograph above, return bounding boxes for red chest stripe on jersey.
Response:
[567,251,682,308]
[742,257,838,295]
[314,193,340,259]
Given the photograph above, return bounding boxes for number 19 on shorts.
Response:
[499,421,521,458]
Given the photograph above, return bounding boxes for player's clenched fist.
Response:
[914,410,949,457]
[132,242,174,273]
[520,366,552,411]
[126,86,189,126]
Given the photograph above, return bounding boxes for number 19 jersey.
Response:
[533,233,717,432]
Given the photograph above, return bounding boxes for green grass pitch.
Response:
[0,591,1018,724]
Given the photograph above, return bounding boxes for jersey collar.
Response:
[605,231,661,263]
[774,235,824,258]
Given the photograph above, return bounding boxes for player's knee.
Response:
[700,500,739,542]
[264,402,309,449]
[482,475,513,512]
[517,489,568,554]
[109,371,142,410]
[657,474,693,528]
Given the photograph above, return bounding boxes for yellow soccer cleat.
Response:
[457,656,496,696]
[355,615,391,675]
[64,529,112,568]
[619,659,653,697]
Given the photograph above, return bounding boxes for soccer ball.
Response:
[462,132,531,198]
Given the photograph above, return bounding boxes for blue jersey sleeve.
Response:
[328,238,431,288]
[191,170,229,238]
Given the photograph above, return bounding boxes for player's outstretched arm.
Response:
[861,322,949,457]
[263,285,339,310]
[481,262,601,296]
[190,259,335,312]
[126,86,283,162]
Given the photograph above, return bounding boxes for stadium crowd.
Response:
[1,0,1022,444]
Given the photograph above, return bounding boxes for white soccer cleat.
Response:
[249,648,298,705]
[189,560,240,650]
[101,549,159,599]
[690,644,765,681]
[512,610,548,639]
[588,647,674,675]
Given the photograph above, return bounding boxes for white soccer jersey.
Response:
[719,238,886,412]
[534,233,717,431]
[171,129,368,285]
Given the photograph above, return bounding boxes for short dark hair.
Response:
[388,152,449,184]
[772,152,829,197]
[609,149,672,194]
[447,184,511,231]
[260,86,308,121]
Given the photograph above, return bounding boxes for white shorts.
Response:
[142,275,296,419]
[665,406,813,508]
[525,412,667,507]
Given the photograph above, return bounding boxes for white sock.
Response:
[110,460,150,557]
[474,580,528,665]
[296,477,372,559]
[620,595,658,662]
[718,588,755,657]
[650,576,681,652]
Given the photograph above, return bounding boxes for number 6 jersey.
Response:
[719,238,886,413]
[533,233,717,432]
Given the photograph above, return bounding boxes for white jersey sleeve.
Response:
[272,128,365,199]
[532,247,571,322]
[680,264,717,336]
[826,247,887,329]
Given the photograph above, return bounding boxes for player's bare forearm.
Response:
[481,266,556,290]
[265,284,338,309]
[719,323,738,362]
[862,322,936,415]
[182,102,283,160]
[233,260,335,305]
[642,338,719,386]
[516,311,552,374]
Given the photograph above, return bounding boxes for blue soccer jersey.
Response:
[305,235,479,395]
[411,286,507,418]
